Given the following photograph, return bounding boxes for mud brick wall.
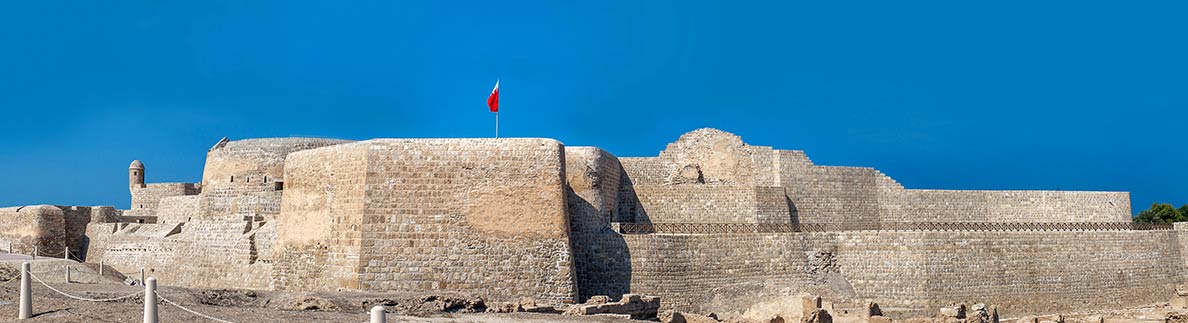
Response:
[128,183,199,216]
[276,139,577,305]
[885,190,1131,223]
[0,205,67,256]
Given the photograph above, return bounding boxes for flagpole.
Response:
[495,112,499,139]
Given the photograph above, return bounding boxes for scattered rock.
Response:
[804,308,832,323]
[563,293,661,319]
[285,296,338,311]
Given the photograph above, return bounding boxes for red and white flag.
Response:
[487,80,499,113]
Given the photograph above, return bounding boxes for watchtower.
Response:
[129,160,145,188]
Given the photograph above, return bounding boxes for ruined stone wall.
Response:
[128,183,199,216]
[0,205,66,256]
[275,139,577,305]
[883,190,1131,223]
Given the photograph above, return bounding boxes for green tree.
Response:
[1133,203,1184,223]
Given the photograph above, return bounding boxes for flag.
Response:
[487,80,499,112]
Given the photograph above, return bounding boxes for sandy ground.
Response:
[0,256,1183,323]
[0,257,640,323]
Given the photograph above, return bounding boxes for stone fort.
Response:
[1,128,1183,317]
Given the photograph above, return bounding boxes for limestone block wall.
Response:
[275,139,577,305]
[0,205,66,256]
[614,228,1185,317]
[155,196,199,225]
[273,143,368,291]
[779,163,884,225]
[199,138,351,221]
[884,190,1131,223]
[128,183,199,216]
[625,185,791,224]
[565,147,630,302]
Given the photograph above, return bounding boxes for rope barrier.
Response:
[28,272,141,302]
[156,291,237,323]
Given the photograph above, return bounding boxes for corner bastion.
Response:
[4,128,1180,318]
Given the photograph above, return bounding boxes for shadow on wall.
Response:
[568,186,633,303]
[617,172,651,224]
[787,195,800,225]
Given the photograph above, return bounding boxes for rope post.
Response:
[140,269,145,285]
[99,260,104,276]
[7,241,11,253]
[32,246,37,260]
[19,262,31,319]
[64,247,69,260]
[65,266,71,284]
[143,277,157,323]
[370,305,386,323]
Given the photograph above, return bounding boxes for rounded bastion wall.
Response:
[0,205,67,256]
[200,138,352,219]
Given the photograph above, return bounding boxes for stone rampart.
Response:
[0,205,67,256]
[128,183,199,216]
[625,185,790,224]
[274,139,577,305]
[609,227,1184,317]
[199,138,351,221]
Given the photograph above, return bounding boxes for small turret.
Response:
[129,160,145,188]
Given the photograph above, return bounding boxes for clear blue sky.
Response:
[1,1,1184,213]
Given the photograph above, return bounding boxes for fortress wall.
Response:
[54,206,97,259]
[616,229,1182,317]
[566,147,630,302]
[886,190,1131,223]
[200,138,350,221]
[87,219,274,290]
[626,185,791,223]
[619,232,821,314]
[129,183,199,216]
[780,164,882,225]
[155,196,199,225]
[0,206,66,256]
[657,129,779,186]
[351,139,576,304]
[273,143,368,291]
[915,230,1182,315]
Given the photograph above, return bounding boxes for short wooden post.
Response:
[99,260,104,276]
[143,277,157,323]
[32,246,37,260]
[140,268,145,285]
[370,305,386,323]
[19,262,31,319]
[64,247,69,260]
[65,266,71,284]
